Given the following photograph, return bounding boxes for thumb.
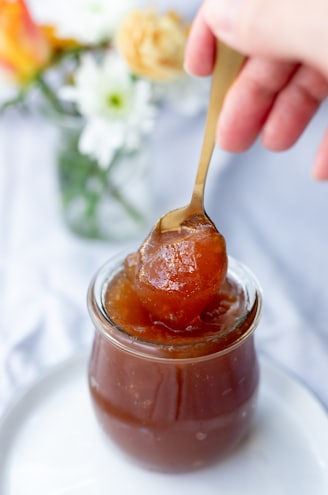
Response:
[203,0,327,76]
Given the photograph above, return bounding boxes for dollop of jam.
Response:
[113,216,228,330]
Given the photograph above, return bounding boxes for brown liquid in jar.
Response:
[88,252,260,472]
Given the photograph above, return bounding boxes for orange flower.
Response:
[116,9,189,82]
[0,0,52,83]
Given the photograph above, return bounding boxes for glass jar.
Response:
[55,115,153,241]
[87,253,262,472]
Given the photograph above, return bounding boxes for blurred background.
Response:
[1,0,328,413]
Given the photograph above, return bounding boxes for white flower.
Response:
[60,52,156,166]
[36,0,140,44]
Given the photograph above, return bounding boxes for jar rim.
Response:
[87,251,262,362]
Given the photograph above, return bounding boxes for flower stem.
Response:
[0,88,28,113]
[35,73,65,114]
[106,179,146,223]
[102,150,146,223]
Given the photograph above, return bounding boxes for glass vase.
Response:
[55,116,152,241]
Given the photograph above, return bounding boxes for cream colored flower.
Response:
[116,9,189,82]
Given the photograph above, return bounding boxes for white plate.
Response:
[0,353,327,495]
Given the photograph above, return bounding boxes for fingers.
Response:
[217,58,328,154]
[262,65,328,151]
[216,58,298,151]
[184,6,216,76]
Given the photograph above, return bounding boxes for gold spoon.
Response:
[128,41,245,327]
[159,40,244,232]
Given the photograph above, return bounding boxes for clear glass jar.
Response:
[87,253,262,472]
[55,115,153,241]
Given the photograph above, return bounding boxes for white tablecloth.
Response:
[1,0,328,416]
[1,99,328,414]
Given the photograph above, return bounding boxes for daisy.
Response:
[60,52,157,166]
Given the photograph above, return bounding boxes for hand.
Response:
[184,0,328,180]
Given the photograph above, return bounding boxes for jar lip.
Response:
[87,252,263,362]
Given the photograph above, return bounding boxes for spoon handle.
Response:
[191,41,245,209]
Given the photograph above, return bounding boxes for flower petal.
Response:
[0,0,51,83]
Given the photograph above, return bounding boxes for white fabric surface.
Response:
[1,100,328,414]
[1,0,328,416]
